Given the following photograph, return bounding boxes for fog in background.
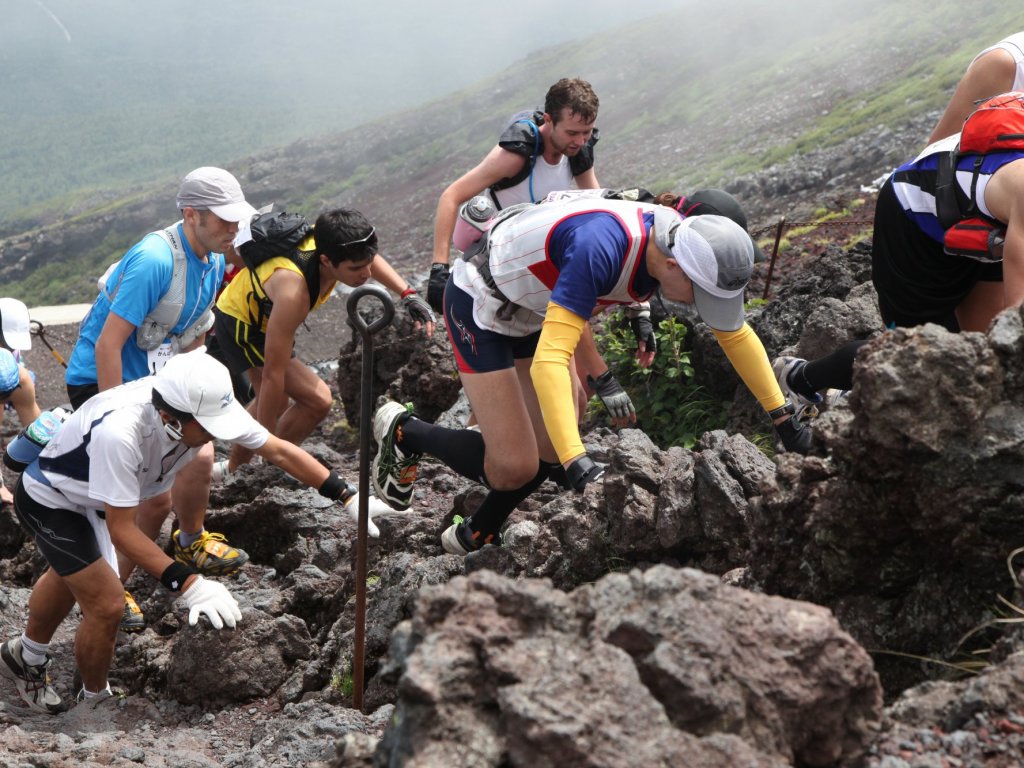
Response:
[2,0,696,117]
[0,0,692,218]
[0,0,976,222]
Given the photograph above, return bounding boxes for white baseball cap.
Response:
[176,167,258,224]
[152,348,258,440]
[0,298,32,351]
[653,209,754,332]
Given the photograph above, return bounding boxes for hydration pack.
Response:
[488,110,598,207]
[934,91,1024,261]
[98,223,214,352]
[237,211,320,328]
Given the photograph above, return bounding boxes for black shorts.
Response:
[443,280,540,374]
[212,308,295,375]
[13,477,102,576]
[871,177,1003,332]
[66,382,99,411]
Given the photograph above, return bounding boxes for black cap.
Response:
[676,189,767,263]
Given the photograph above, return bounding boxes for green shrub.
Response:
[595,314,729,449]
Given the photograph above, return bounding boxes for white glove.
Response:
[343,493,407,538]
[182,575,242,630]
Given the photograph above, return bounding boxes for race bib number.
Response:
[147,343,175,374]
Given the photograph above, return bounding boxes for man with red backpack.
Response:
[774,91,1024,415]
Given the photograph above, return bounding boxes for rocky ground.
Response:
[6,107,1024,766]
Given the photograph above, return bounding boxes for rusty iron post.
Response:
[345,284,394,712]
[761,216,787,300]
[29,320,68,368]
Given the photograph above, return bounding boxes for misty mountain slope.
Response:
[0,0,1019,305]
[0,0,687,222]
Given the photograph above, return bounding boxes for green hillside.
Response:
[1,0,1021,306]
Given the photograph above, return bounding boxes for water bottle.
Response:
[3,407,69,472]
[452,195,496,253]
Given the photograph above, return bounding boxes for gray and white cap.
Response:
[176,167,258,224]
[653,208,754,332]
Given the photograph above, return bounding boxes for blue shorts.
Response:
[443,280,540,374]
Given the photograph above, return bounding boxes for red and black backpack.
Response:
[935,91,1024,262]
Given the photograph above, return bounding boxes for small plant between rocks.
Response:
[597,314,729,449]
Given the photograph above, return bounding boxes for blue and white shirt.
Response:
[66,223,225,386]
[24,376,267,516]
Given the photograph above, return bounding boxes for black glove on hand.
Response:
[565,455,606,492]
[586,371,636,423]
[775,416,812,455]
[427,263,450,314]
[401,290,436,327]
[625,303,657,357]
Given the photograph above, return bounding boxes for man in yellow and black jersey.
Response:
[211,208,434,477]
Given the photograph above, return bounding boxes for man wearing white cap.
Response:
[0,298,41,505]
[0,297,34,354]
[63,167,258,632]
[0,349,369,712]
[371,195,811,556]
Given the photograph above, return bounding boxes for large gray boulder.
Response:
[369,567,881,768]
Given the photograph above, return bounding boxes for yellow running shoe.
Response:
[173,530,249,576]
[119,591,145,633]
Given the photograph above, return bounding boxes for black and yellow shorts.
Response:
[211,308,295,374]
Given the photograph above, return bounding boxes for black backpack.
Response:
[488,110,599,207]
[238,211,320,327]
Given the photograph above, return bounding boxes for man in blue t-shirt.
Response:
[65,167,258,632]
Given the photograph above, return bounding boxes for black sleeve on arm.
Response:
[569,127,599,176]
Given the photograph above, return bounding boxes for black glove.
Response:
[775,415,812,455]
[427,263,450,314]
[586,371,636,424]
[565,455,606,492]
[625,303,657,357]
[401,290,436,328]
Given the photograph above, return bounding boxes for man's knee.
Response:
[85,589,126,630]
[299,382,332,420]
[485,454,540,491]
[184,442,215,474]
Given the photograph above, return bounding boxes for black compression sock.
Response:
[801,339,870,392]
[465,461,554,541]
[399,417,487,485]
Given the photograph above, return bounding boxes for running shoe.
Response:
[371,402,420,511]
[119,591,145,634]
[173,530,249,576]
[210,459,231,484]
[74,685,113,705]
[440,515,496,556]
[772,356,822,421]
[0,637,66,714]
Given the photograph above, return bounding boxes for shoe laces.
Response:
[192,531,228,551]
[24,659,52,687]
[381,430,420,476]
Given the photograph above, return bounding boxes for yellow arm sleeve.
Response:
[530,303,588,465]
[711,323,787,413]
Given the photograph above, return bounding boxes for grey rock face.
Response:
[751,312,1024,691]
[372,567,880,767]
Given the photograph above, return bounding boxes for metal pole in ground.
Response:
[345,284,395,712]
[29,320,68,368]
[761,216,787,301]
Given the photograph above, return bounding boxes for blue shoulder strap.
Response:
[515,119,541,203]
